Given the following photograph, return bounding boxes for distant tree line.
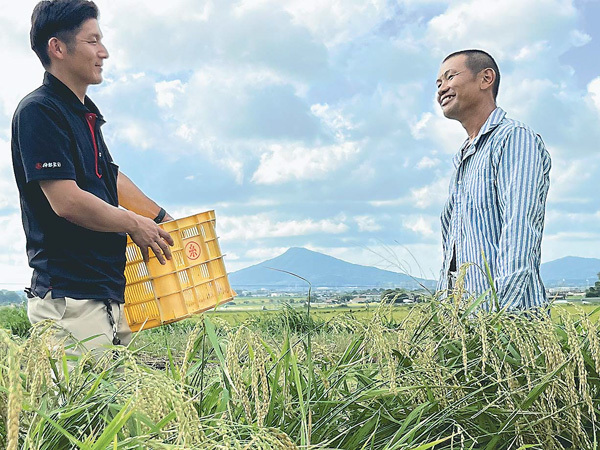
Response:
[586,273,600,298]
[0,290,25,305]
[380,288,425,303]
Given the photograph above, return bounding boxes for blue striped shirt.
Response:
[437,107,551,310]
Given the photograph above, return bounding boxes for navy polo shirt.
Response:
[11,72,126,302]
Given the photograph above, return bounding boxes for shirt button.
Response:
[457,180,462,185]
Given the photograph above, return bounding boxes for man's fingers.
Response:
[140,246,150,263]
[133,221,174,265]
[156,238,171,259]
[157,237,173,261]
[151,243,166,265]
[159,228,174,246]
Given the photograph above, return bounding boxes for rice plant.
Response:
[2,281,600,449]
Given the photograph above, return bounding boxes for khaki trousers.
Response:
[27,292,132,361]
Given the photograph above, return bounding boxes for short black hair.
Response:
[30,0,99,69]
[443,49,500,100]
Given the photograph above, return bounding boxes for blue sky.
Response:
[0,0,599,289]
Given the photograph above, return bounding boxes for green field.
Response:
[207,297,600,325]
[3,295,600,449]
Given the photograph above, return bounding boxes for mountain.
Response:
[229,249,600,291]
[229,247,435,290]
[540,256,600,288]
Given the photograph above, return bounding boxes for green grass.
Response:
[3,292,600,449]
[0,304,30,338]
[208,304,412,324]
[210,301,600,327]
[3,300,599,364]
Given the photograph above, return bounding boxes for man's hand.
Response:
[40,179,175,265]
[128,213,174,264]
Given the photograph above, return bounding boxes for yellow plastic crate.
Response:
[124,210,236,331]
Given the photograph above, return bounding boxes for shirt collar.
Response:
[43,72,105,123]
[453,107,506,168]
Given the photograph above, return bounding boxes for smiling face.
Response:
[61,18,109,88]
[436,54,480,122]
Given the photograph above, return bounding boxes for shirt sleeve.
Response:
[14,100,77,183]
[494,127,550,308]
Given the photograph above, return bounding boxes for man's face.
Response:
[61,18,108,87]
[436,54,479,122]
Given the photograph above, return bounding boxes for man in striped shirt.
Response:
[435,49,551,310]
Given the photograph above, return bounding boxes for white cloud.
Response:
[410,113,432,140]
[542,238,600,264]
[97,0,328,81]
[0,1,38,22]
[170,199,283,221]
[311,103,355,140]
[155,80,186,108]
[116,123,155,150]
[416,156,441,170]
[224,252,240,261]
[547,156,595,203]
[588,77,600,112]
[0,213,26,255]
[259,0,393,47]
[0,212,29,289]
[500,77,557,121]
[354,215,381,232]
[218,198,281,208]
[219,214,349,240]
[245,247,290,261]
[369,198,409,208]
[145,65,316,146]
[410,177,448,209]
[369,176,449,211]
[251,142,360,184]
[403,215,436,238]
[1,0,598,282]
[220,158,245,185]
[0,11,45,117]
[421,106,466,154]
[545,231,600,241]
[188,66,290,93]
[426,0,578,59]
[569,29,591,47]
[175,124,197,142]
[514,41,550,61]
[0,139,20,210]
[350,161,377,183]
[222,246,293,272]
[545,209,600,230]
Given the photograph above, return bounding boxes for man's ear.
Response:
[47,37,66,62]
[480,68,496,92]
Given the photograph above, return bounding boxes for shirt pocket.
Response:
[463,172,495,213]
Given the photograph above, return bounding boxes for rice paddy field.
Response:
[2,290,600,449]
[208,301,600,326]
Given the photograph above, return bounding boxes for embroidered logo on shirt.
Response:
[35,162,62,169]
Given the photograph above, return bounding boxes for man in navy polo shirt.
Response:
[11,0,174,359]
